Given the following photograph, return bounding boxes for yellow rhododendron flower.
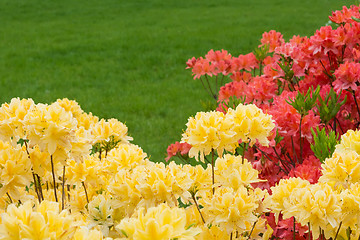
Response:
[116,203,201,240]
[195,225,230,240]
[0,98,35,144]
[319,149,360,188]
[0,200,78,240]
[199,186,259,234]
[226,103,275,146]
[285,183,341,239]
[0,141,32,200]
[92,118,133,145]
[264,177,310,223]
[104,143,148,172]
[181,111,237,162]
[88,194,115,237]
[335,129,360,154]
[215,154,262,190]
[73,227,104,240]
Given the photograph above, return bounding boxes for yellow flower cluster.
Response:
[0,200,79,239]
[181,103,275,162]
[264,129,360,239]
[117,203,201,240]
[0,98,276,240]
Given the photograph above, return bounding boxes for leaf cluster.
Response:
[310,127,338,163]
[90,135,121,157]
[316,88,346,124]
[254,44,270,62]
[286,86,320,116]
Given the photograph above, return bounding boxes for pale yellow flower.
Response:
[215,154,262,190]
[199,186,259,234]
[181,111,237,162]
[88,194,115,237]
[56,98,84,118]
[73,227,104,240]
[0,141,32,200]
[0,98,35,144]
[195,225,230,240]
[264,177,310,223]
[335,129,360,154]
[319,149,360,188]
[0,200,78,240]
[116,203,201,240]
[91,118,133,145]
[226,103,275,146]
[104,143,148,172]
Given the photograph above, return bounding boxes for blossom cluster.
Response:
[0,98,274,239]
[165,3,360,239]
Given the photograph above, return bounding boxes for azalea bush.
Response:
[2,3,360,240]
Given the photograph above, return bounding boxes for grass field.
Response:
[0,0,354,161]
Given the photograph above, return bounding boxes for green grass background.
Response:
[0,0,354,161]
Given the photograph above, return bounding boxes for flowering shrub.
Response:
[165,3,360,239]
[3,3,360,240]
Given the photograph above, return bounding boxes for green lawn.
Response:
[0,0,354,161]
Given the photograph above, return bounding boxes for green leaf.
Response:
[316,88,346,124]
[286,86,320,116]
[17,138,29,147]
[310,127,338,163]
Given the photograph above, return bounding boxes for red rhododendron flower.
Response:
[230,53,258,72]
[205,49,232,62]
[333,61,360,92]
[287,156,322,184]
[191,58,215,79]
[165,141,192,162]
[260,30,285,52]
[329,5,360,24]
[218,81,248,101]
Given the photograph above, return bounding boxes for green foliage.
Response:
[220,96,247,112]
[316,88,347,124]
[90,135,121,157]
[286,86,321,116]
[254,44,270,62]
[310,127,338,163]
[17,138,29,147]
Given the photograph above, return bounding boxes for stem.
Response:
[293,216,296,240]
[272,147,291,174]
[242,142,248,164]
[6,192,13,203]
[248,220,258,239]
[50,155,58,202]
[36,174,44,201]
[211,149,215,194]
[334,222,342,240]
[215,75,218,95]
[299,115,303,164]
[191,194,206,224]
[62,166,66,210]
[352,90,360,122]
[291,136,298,166]
[67,185,71,201]
[32,172,42,203]
[335,117,345,134]
[200,77,215,99]
[205,75,217,100]
[24,141,42,203]
[82,181,89,203]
